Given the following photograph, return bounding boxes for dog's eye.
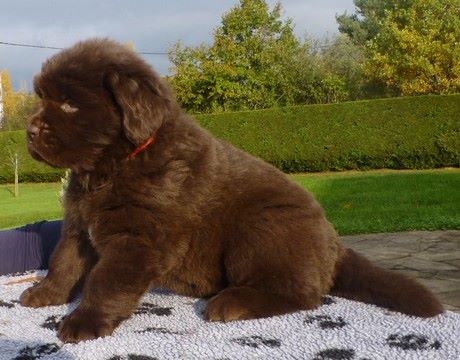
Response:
[60,102,79,113]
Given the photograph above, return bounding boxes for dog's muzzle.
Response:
[27,123,40,144]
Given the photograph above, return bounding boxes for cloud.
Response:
[0,0,355,90]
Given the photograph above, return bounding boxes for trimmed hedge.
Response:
[197,94,460,172]
[0,94,458,183]
[0,131,65,183]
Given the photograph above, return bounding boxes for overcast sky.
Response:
[1,0,356,91]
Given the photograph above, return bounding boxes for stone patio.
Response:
[340,230,460,313]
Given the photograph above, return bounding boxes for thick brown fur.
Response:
[21,38,443,343]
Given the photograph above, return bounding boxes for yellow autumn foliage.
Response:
[364,0,460,96]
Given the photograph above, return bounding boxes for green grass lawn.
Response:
[0,182,64,230]
[0,169,459,235]
[291,168,460,235]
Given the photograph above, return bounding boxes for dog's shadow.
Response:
[148,287,209,319]
[45,287,210,341]
[60,288,209,318]
[192,297,208,318]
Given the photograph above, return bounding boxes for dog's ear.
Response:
[105,71,169,145]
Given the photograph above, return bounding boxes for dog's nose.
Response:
[27,124,40,142]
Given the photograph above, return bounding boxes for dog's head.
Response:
[27,38,173,172]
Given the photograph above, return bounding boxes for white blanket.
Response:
[0,271,459,360]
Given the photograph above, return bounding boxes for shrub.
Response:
[0,131,65,184]
[0,94,458,183]
[196,94,459,172]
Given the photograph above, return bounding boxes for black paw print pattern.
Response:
[13,343,60,360]
[305,315,348,330]
[135,327,183,335]
[231,335,281,349]
[41,315,62,331]
[135,302,172,316]
[386,333,441,351]
[0,299,15,308]
[108,355,157,360]
[313,348,355,360]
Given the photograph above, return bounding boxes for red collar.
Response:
[126,133,157,160]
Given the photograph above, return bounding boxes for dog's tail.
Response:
[330,248,444,317]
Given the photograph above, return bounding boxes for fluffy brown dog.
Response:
[21,38,443,343]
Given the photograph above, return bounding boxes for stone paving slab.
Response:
[340,230,460,313]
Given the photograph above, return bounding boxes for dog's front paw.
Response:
[19,282,69,308]
[58,309,116,343]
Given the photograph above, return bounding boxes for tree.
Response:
[3,136,22,196]
[311,35,366,100]
[169,0,308,112]
[6,149,19,197]
[336,0,406,47]
[0,70,38,131]
[1,70,16,121]
[337,0,460,96]
[366,0,460,95]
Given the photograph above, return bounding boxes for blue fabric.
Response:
[0,220,62,275]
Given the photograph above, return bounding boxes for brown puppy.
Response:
[21,38,443,343]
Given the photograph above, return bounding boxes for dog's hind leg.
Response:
[204,286,318,322]
[204,205,337,322]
